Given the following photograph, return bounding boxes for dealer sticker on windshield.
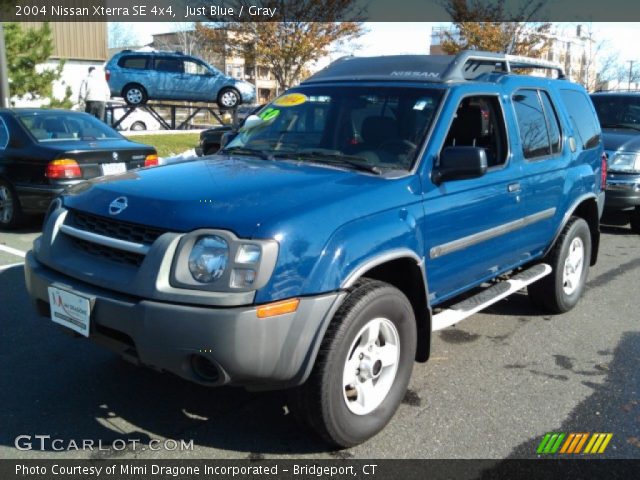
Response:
[48,286,91,337]
[273,93,308,107]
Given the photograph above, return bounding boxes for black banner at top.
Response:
[2,0,640,22]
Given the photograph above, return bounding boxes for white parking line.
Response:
[0,262,24,271]
[0,244,26,258]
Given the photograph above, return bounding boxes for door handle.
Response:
[508,182,521,193]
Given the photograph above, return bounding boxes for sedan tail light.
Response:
[105,70,110,82]
[46,159,81,179]
[601,152,607,190]
[144,153,159,167]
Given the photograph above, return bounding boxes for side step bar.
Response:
[431,263,552,331]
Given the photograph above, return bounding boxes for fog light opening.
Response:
[191,355,220,383]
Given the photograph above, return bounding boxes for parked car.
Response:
[105,100,161,131]
[25,52,605,447]
[590,91,640,232]
[197,104,265,156]
[105,50,256,109]
[0,109,158,229]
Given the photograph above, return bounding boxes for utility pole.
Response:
[0,24,10,107]
[628,60,635,91]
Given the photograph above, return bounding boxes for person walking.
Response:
[78,66,111,121]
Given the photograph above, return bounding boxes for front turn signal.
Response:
[256,298,300,318]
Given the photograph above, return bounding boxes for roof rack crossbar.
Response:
[442,50,565,82]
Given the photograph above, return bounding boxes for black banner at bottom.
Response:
[3,459,639,480]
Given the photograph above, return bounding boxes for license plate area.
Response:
[48,286,93,337]
[101,162,127,176]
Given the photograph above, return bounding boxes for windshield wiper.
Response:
[220,146,273,160]
[601,123,640,131]
[273,151,381,175]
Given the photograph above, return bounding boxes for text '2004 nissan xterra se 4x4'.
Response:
[26,51,606,448]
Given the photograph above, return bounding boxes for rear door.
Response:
[152,56,185,99]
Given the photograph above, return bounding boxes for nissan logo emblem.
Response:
[108,196,128,215]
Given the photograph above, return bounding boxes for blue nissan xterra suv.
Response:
[25,51,606,447]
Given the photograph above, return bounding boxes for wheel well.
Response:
[121,83,146,96]
[571,198,600,265]
[361,258,430,362]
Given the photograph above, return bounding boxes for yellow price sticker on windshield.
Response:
[273,93,307,107]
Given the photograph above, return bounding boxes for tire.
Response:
[630,207,640,234]
[528,217,591,313]
[290,278,417,448]
[0,179,24,230]
[130,121,146,131]
[217,88,240,109]
[122,84,147,106]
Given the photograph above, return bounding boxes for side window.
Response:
[513,89,554,159]
[154,57,183,73]
[118,56,148,70]
[442,95,508,167]
[540,91,562,155]
[559,89,601,149]
[0,117,9,149]
[184,60,210,75]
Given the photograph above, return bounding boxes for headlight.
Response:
[171,229,279,293]
[188,235,229,283]
[608,152,640,173]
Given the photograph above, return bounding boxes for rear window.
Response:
[560,89,601,149]
[118,55,148,70]
[18,112,121,142]
[591,94,640,130]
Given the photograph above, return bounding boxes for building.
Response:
[18,22,108,106]
[150,29,277,104]
[430,24,597,88]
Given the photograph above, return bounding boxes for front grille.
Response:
[71,237,145,267]
[69,209,165,245]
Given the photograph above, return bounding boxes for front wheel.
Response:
[0,179,23,230]
[528,217,591,313]
[130,121,146,131]
[290,279,416,448]
[217,88,240,109]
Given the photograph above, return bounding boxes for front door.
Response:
[421,90,527,305]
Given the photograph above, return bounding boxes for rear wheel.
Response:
[217,88,240,109]
[528,217,591,313]
[122,84,147,105]
[0,179,23,230]
[630,207,640,233]
[290,279,416,448]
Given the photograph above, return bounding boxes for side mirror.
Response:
[432,146,488,183]
[242,114,263,130]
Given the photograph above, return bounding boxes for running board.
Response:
[431,263,552,331]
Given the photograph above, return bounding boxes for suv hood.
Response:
[62,156,402,238]
[602,129,640,152]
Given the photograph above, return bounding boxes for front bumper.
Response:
[25,251,344,389]
[604,174,640,210]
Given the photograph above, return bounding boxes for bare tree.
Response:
[108,23,139,49]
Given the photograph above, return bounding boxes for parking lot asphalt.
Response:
[1,217,639,460]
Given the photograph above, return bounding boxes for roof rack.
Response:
[303,50,565,85]
[443,51,565,82]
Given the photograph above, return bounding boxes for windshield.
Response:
[224,86,443,171]
[17,112,122,142]
[591,95,640,130]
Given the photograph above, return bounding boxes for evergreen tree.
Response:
[3,22,73,108]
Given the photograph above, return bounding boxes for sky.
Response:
[122,22,640,67]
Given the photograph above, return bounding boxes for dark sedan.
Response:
[0,109,157,229]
